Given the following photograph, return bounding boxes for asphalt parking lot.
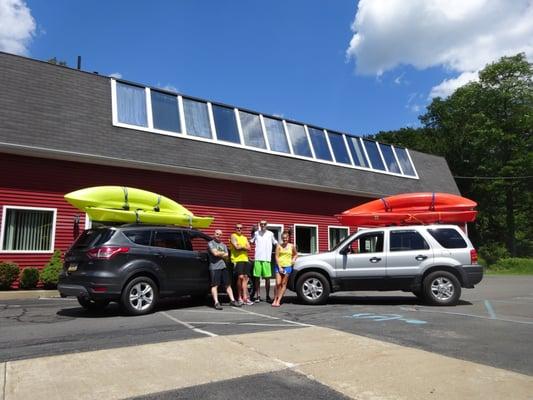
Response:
[1,275,532,379]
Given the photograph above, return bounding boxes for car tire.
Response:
[77,296,110,311]
[121,276,159,315]
[412,289,425,301]
[296,271,330,305]
[423,271,461,306]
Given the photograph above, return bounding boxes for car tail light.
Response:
[470,249,478,264]
[87,246,130,260]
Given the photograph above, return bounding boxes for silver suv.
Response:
[288,225,483,306]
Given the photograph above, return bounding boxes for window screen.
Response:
[151,91,180,133]
[2,208,55,251]
[116,83,147,127]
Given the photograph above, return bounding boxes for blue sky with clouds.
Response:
[1,0,532,136]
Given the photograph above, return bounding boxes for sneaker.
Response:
[214,302,223,310]
[254,296,261,303]
[230,300,242,307]
[244,299,254,306]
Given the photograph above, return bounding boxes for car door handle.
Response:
[369,257,382,263]
[415,255,428,261]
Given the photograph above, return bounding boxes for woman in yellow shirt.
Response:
[272,231,298,307]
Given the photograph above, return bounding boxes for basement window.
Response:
[1,206,56,252]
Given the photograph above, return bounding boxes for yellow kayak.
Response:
[65,186,214,228]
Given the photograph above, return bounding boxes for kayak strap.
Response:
[381,198,392,212]
[122,187,129,210]
[188,215,192,229]
[154,195,161,212]
[134,209,141,224]
[429,192,436,211]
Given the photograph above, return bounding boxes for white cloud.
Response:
[109,72,122,79]
[347,0,533,97]
[429,71,479,99]
[0,0,35,55]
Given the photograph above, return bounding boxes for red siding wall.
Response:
[0,153,368,271]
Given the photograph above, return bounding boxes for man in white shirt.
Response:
[250,220,278,302]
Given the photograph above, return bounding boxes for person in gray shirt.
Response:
[208,229,241,310]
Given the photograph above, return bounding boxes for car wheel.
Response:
[296,271,330,305]
[77,296,110,311]
[423,271,461,306]
[121,276,158,315]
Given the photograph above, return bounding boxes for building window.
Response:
[379,144,401,174]
[1,207,56,252]
[363,139,386,171]
[394,147,416,176]
[263,117,290,153]
[286,122,312,157]
[308,127,333,161]
[328,226,349,250]
[183,98,212,138]
[212,105,240,144]
[294,224,318,254]
[346,136,369,168]
[239,111,266,149]
[328,132,351,165]
[116,82,147,127]
[151,91,181,133]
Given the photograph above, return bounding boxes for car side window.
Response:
[427,228,467,249]
[346,232,383,254]
[390,230,429,251]
[153,231,187,250]
[188,231,211,253]
[123,230,151,246]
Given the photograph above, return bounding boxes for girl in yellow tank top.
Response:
[273,232,298,307]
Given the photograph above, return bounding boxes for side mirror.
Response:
[339,247,349,255]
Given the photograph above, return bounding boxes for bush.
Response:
[479,243,510,266]
[487,258,533,275]
[19,267,40,289]
[0,262,20,290]
[40,250,63,289]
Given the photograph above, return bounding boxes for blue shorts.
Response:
[275,266,293,275]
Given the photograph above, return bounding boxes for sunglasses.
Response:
[259,223,267,226]
[235,227,242,230]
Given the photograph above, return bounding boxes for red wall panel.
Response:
[0,153,368,272]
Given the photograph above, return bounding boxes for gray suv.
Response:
[288,225,483,306]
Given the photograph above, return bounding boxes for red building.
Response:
[0,52,459,272]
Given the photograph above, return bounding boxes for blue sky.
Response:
[2,0,532,136]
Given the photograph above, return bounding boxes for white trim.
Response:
[258,114,271,151]
[282,120,294,155]
[207,102,217,140]
[0,206,57,253]
[342,134,355,166]
[376,142,389,172]
[110,80,419,180]
[390,145,404,175]
[110,79,118,125]
[405,148,419,179]
[145,88,154,129]
[177,95,186,135]
[323,129,335,162]
[303,125,316,159]
[327,225,350,251]
[234,108,245,145]
[293,224,319,254]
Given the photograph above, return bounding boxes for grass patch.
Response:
[485,257,533,275]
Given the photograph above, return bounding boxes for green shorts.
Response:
[253,261,272,278]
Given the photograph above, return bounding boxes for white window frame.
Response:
[110,79,419,180]
[328,225,350,251]
[265,223,284,242]
[0,206,57,253]
[293,224,319,254]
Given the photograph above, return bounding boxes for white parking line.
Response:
[400,306,533,325]
[234,306,314,327]
[484,300,497,319]
[178,321,297,327]
[161,311,217,337]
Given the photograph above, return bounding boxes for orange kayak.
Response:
[336,192,477,226]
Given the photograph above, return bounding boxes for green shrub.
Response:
[40,250,63,289]
[19,267,40,289]
[487,258,533,275]
[479,243,510,266]
[0,262,20,290]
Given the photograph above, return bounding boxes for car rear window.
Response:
[427,228,467,248]
[71,229,115,249]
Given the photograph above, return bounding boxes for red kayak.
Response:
[336,192,477,226]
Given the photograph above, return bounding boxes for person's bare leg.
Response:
[211,286,219,307]
[277,275,290,304]
[273,273,282,306]
[253,277,261,301]
[225,285,236,302]
[265,278,271,301]
[236,275,243,302]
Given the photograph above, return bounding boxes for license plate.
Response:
[67,263,78,272]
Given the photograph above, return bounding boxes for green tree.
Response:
[375,54,532,257]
